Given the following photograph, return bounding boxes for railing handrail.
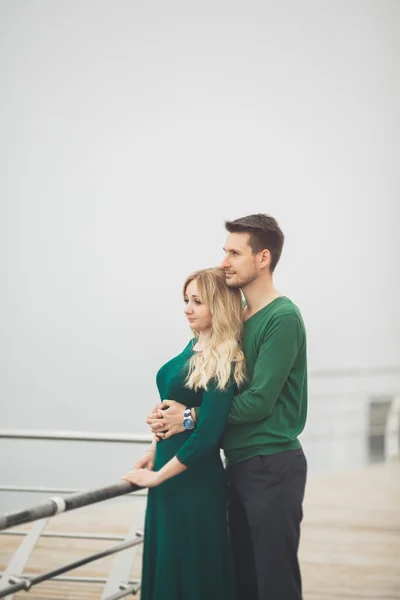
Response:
[308,364,400,378]
[0,480,139,532]
[0,424,393,447]
[0,485,147,497]
[0,429,153,443]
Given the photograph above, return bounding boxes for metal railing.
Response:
[307,365,400,378]
[0,425,394,445]
[0,480,144,600]
[0,430,153,444]
[0,480,141,531]
[0,433,153,599]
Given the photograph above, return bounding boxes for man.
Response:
[148,213,308,600]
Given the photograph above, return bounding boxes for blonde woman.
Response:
[122,267,245,600]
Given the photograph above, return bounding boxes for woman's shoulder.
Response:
[182,337,196,353]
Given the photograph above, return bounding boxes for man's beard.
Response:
[225,266,258,289]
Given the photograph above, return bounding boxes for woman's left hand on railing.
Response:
[122,469,160,488]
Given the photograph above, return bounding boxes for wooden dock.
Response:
[1,460,399,600]
[299,460,400,600]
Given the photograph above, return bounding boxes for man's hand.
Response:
[147,400,187,440]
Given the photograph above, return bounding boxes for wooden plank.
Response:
[0,462,399,599]
[300,460,400,599]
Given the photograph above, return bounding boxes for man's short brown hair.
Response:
[225,213,284,272]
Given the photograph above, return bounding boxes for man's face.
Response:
[220,232,262,288]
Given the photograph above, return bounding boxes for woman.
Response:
[122,267,245,600]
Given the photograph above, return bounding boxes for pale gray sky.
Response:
[1,0,399,432]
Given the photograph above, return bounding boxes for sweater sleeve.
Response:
[176,380,234,468]
[227,313,302,425]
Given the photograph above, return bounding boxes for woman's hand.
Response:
[147,400,187,439]
[122,468,160,488]
[134,450,155,471]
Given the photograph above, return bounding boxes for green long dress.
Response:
[140,340,236,600]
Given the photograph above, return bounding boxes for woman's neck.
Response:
[193,330,211,351]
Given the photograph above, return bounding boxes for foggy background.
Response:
[0,0,399,508]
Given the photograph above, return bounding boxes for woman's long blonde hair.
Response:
[184,267,246,391]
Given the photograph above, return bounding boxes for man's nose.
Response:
[220,255,230,269]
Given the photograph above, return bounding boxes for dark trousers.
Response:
[227,449,307,600]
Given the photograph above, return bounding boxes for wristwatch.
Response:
[183,407,196,430]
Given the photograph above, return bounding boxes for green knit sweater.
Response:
[222,296,307,464]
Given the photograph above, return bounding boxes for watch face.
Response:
[183,418,195,430]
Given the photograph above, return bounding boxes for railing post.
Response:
[0,518,49,599]
[101,517,144,599]
[385,394,400,460]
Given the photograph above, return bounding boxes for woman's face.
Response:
[184,279,212,333]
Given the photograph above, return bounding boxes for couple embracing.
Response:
[123,213,308,600]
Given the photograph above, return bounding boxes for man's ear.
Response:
[259,249,271,270]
